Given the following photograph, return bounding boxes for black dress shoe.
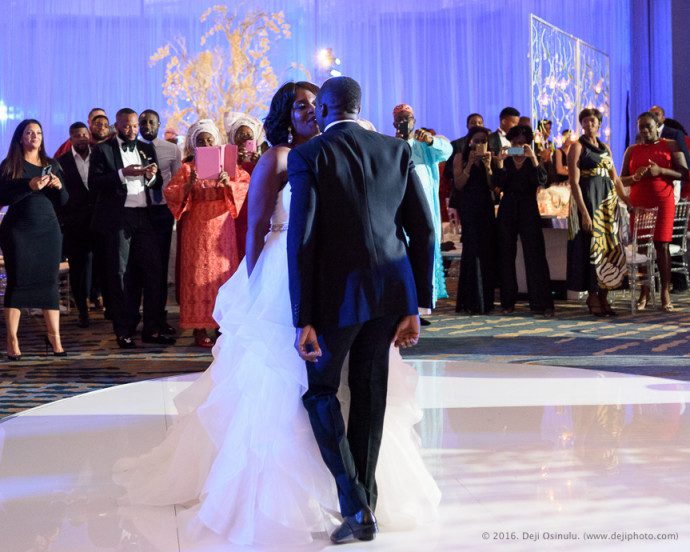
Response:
[330,507,378,544]
[420,317,431,326]
[116,336,136,349]
[160,323,177,335]
[141,333,176,345]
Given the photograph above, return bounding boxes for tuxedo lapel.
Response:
[108,137,125,172]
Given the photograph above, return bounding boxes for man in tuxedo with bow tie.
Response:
[288,76,435,544]
[90,108,175,348]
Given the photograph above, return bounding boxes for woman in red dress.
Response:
[621,112,688,311]
[165,119,250,347]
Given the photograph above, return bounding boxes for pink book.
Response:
[195,144,238,180]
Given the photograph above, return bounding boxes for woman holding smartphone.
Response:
[0,119,69,360]
[494,125,554,316]
[452,125,497,313]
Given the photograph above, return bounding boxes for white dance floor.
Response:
[2,360,690,551]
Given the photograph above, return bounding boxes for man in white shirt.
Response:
[90,108,175,349]
[489,106,520,154]
[139,109,182,335]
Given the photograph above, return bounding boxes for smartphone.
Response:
[475,142,488,155]
[243,140,257,153]
[42,165,53,176]
[507,146,525,156]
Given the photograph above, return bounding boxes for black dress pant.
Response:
[302,314,400,517]
[498,194,553,311]
[63,220,95,318]
[101,208,163,337]
[136,204,174,325]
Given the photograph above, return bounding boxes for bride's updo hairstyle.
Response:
[264,81,320,146]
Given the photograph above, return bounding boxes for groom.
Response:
[287,76,435,544]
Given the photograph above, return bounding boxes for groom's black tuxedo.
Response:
[287,120,434,518]
[288,121,435,330]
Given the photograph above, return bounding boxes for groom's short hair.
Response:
[319,76,361,114]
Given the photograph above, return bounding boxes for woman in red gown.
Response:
[621,112,688,311]
[165,119,250,346]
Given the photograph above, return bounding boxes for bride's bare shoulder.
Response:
[255,145,290,173]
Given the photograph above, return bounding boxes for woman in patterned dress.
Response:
[165,120,250,347]
[567,108,632,316]
[620,112,688,311]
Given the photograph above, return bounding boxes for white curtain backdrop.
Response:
[0,0,673,165]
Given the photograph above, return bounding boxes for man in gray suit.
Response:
[139,109,182,335]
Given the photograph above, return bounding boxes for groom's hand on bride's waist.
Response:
[295,325,322,362]
[393,315,421,348]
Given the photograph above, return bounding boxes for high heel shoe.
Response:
[44,334,67,357]
[586,296,605,317]
[7,352,22,361]
[661,290,674,312]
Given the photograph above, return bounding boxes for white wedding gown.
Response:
[113,186,441,546]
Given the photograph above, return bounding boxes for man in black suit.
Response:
[287,77,435,544]
[138,109,182,335]
[489,106,521,155]
[57,122,97,328]
[90,108,175,348]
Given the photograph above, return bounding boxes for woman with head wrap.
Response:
[224,112,264,175]
[164,119,250,347]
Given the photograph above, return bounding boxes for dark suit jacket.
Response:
[89,137,160,232]
[287,121,435,330]
[661,125,690,169]
[57,150,95,229]
[443,135,469,183]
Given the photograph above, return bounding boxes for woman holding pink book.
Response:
[165,119,250,347]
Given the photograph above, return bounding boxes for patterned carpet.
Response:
[1,288,690,418]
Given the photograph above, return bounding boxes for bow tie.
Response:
[121,141,137,153]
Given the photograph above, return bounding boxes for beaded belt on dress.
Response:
[270,223,288,232]
[580,167,610,178]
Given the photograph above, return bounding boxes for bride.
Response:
[113,81,441,546]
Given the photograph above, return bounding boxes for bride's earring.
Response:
[287,127,294,144]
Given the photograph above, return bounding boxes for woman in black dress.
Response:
[0,119,69,360]
[494,125,554,316]
[452,126,497,313]
[567,108,630,316]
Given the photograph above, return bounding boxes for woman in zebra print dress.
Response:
[566,108,632,316]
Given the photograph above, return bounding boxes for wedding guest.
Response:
[554,129,573,183]
[620,112,688,311]
[489,107,520,154]
[494,125,554,316]
[165,119,250,347]
[0,119,69,360]
[54,108,106,157]
[519,116,532,127]
[90,108,173,349]
[650,105,690,169]
[393,103,452,309]
[443,113,484,185]
[90,114,111,145]
[224,112,264,175]
[452,125,497,313]
[139,109,182,335]
[567,108,630,316]
[224,112,264,259]
[536,119,557,185]
[57,122,97,328]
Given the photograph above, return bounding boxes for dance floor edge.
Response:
[1,359,690,551]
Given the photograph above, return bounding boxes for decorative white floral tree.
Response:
[150,4,292,138]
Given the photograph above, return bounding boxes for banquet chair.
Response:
[624,207,659,313]
[669,200,690,288]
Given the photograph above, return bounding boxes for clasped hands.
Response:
[29,173,61,191]
[293,315,422,363]
[632,159,662,181]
